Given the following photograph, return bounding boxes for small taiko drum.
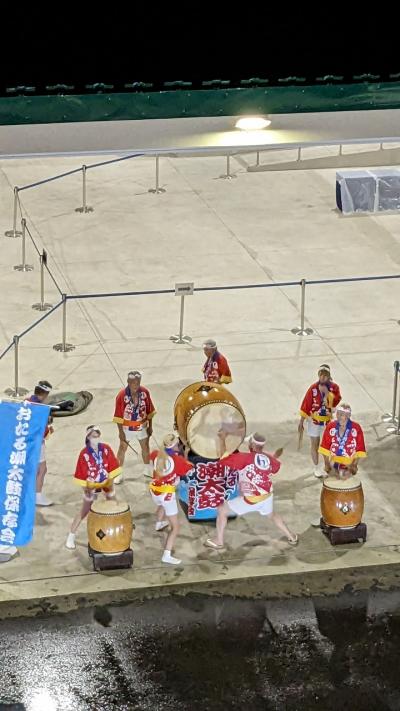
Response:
[87,499,133,554]
[320,475,364,529]
[174,381,246,459]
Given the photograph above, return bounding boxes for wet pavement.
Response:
[1,598,400,711]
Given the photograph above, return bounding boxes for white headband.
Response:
[86,425,101,437]
[37,382,52,393]
[248,432,266,446]
[337,406,351,415]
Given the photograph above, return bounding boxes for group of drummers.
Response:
[15,342,368,567]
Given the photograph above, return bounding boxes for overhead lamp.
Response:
[235,116,271,130]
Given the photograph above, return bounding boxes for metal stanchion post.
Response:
[255,151,260,167]
[219,153,237,180]
[4,335,28,397]
[5,187,22,238]
[297,147,302,162]
[388,380,400,435]
[75,165,94,213]
[291,279,314,336]
[382,360,399,424]
[53,294,75,352]
[14,218,34,272]
[170,282,193,343]
[148,155,166,194]
[32,250,53,311]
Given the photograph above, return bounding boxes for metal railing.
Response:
[3,139,399,238]
[2,267,400,410]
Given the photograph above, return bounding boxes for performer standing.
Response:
[149,434,193,565]
[318,403,367,478]
[113,370,156,483]
[27,380,54,506]
[204,432,298,549]
[202,339,232,384]
[65,425,121,550]
[298,364,341,478]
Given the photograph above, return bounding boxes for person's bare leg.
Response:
[161,515,181,564]
[117,440,128,467]
[310,437,320,466]
[140,437,153,476]
[269,512,297,542]
[214,502,230,546]
[66,494,92,549]
[36,462,47,493]
[139,437,150,464]
[70,497,92,534]
[156,506,165,524]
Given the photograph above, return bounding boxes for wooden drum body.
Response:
[174,382,246,459]
[320,475,364,529]
[87,499,133,554]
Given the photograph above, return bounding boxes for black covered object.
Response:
[47,390,93,417]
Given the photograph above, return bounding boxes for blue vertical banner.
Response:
[0,400,50,546]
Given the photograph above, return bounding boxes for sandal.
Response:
[287,534,299,546]
[204,539,225,550]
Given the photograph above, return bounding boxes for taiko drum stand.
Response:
[319,518,367,545]
[88,544,133,572]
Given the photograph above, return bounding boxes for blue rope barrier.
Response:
[17,300,63,339]
[18,168,82,191]
[64,273,400,300]
[0,341,15,361]
[85,152,144,171]
[17,152,144,191]
[307,274,400,285]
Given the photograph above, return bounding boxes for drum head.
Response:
[323,475,362,491]
[90,498,130,515]
[187,402,245,458]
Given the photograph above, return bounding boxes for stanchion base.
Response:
[14,264,34,272]
[218,174,237,180]
[148,188,166,194]
[75,206,94,213]
[291,327,314,336]
[4,387,29,397]
[169,334,192,344]
[32,302,53,311]
[53,342,75,352]
[382,413,398,423]
[4,230,22,238]
[386,424,400,434]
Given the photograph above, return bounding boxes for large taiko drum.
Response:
[174,381,246,459]
[320,475,364,529]
[87,499,133,554]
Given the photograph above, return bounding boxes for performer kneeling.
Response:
[65,425,121,550]
[149,434,193,566]
[205,432,298,550]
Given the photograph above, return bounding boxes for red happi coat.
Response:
[203,351,232,384]
[74,443,121,489]
[220,450,280,501]
[319,420,366,467]
[113,386,155,430]
[300,381,341,424]
[149,450,193,494]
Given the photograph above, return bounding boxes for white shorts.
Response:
[306,420,325,438]
[227,493,273,517]
[123,426,148,442]
[150,491,178,517]
[39,442,46,464]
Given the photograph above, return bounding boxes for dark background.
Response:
[0,14,399,92]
